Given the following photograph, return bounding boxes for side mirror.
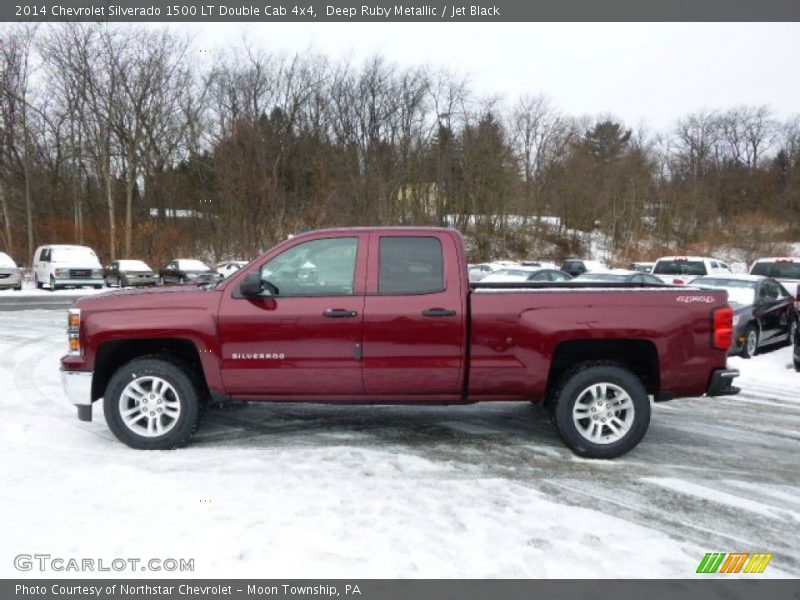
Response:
[239,272,263,297]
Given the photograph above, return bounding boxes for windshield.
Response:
[692,278,757,307]
[117,260,151,271]
[52,247,101,265]
[178,259,210,271]
[751,261,800,279]
[492,269,532,278]
[0,252,16,268]
[653,260,707,276]
[576,273,627,282]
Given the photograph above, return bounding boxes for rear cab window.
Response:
[751,260,800,279]
[379,236,444,294]
[653,259,707,276]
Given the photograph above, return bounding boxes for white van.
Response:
[32,245,104,290]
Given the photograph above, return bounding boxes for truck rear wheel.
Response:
[552,364,650,459]
[104,357,203,450]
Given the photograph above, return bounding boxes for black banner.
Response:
[4,580,800,600]
[4,0,800,22]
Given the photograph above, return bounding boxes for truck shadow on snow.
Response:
[195,400,562,449]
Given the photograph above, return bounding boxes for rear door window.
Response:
[379,236,444,294]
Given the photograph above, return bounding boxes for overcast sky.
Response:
[173,22,800,131]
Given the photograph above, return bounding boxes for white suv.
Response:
[651,256,732,285]
[33,245,104,290]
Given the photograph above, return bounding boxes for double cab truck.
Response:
[61,228,740,458]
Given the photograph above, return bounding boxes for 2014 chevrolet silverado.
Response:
[60,227,740,458]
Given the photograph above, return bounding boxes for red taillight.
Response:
[713,306,733,350]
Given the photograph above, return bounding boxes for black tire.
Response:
[552,363,651,459]
[795,357,800,372]
[35,275,42,290]
[14,284,22,291]
[94,285,103,290]
[741,325,758,359]
[104,356,204,450]
[786,320,797,346]
[49,275,58,291]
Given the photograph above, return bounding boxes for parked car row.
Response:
[468,258,613,283]
[468,253,800,360]
[0,243,252,291]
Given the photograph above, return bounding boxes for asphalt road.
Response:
[0,294,82,311]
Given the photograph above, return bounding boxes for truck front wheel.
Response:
[552,364,650,459]
[104,357,203,450]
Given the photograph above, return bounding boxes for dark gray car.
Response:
[692,275,797,358]
[105,259,158,287]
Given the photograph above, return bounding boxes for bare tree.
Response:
[0,24,39,261]
[720,105,776,169]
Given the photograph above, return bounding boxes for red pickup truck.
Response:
[61,227,739,458]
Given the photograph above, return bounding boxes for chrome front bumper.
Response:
[54,278,102,286]
[61,370,93,421]
[0,275,22,288]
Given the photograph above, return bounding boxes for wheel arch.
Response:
[92,338,209,402]
[547,339,660,398]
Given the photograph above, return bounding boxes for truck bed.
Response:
[468,284,729,401]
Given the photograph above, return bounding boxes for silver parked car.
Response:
[0,252,23,291]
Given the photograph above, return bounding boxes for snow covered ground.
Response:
[0,309,798,578]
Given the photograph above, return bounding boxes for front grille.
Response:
[69,269,91,278]
[0,274,9,279]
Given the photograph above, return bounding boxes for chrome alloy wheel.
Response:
[572,382,635,445]
[746,329,758,357]
[118,376,181,437]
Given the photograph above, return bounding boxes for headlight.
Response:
[732,314,740,326]
[92,269,103,277]
[54,268,69,277]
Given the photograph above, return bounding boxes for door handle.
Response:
[422,308,457,317]
[323,308,359,318]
